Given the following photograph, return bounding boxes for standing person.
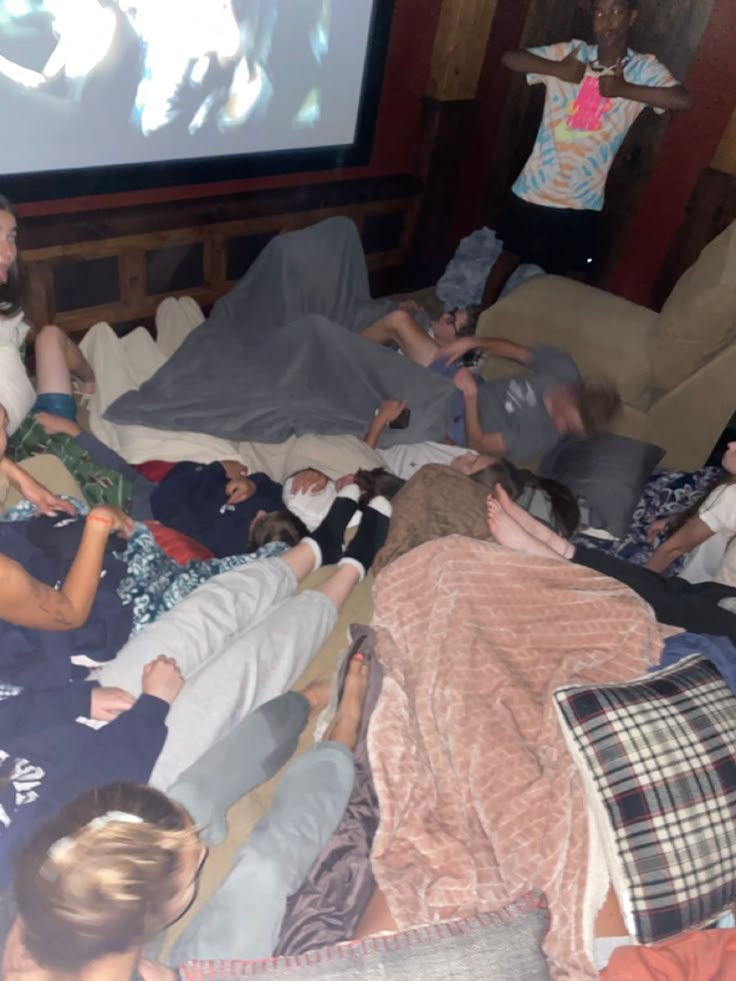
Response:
[481,0,692,307]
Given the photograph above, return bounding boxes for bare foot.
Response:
[495,484,562,554]
[299,678,332,714]
[487,497,564,560]
[323,654,369,751]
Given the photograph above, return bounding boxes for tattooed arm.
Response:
[0,506,134,630]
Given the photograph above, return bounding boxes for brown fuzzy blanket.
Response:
[373,464,491,575]
[368,535,664,980]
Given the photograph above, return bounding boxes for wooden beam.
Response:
[427,0,499,102]
[713,108,736,176]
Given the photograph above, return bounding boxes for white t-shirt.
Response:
[680,483,736,587]
[0,310,35,435]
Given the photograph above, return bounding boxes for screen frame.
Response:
[2,0,396,204]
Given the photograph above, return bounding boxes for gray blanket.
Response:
[106,218,454,446]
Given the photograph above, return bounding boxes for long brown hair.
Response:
[13,782,196,975]
[0,194,23,318]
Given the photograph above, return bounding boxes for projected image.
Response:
[0,0,376,175]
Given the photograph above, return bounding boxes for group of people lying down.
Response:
[2,199,736,976]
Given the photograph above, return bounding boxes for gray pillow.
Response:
[539,433,664,538]
[180,891,550,981]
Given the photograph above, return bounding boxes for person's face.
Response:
[592,0,636,50]
[0,211,18,287]
[722,441,736,476]
[546,386,585,435]
[433,309,470,345]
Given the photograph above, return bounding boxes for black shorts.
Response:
[496,193,601,274]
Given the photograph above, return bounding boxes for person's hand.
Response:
[375,399,408,425]
[19,473,76,516]
[453,367,478,396]
[647,516,671,543]
[138,961,178,981]
[436,337,478,365]
[598,63,627,99]
[33,411,82,438]
[225,475,254,505]
[87,505,136,539]
[142,655,184,705]
[556,46,585,85]
[90,686,136,721]
[335,473,356,492]
[290,468,329,495]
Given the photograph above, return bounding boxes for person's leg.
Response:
[95,556,300,693]
[481,250,521,308]
[167,656,369,964]
[360,309,440,367]
[34,324,94,396]
[574,546,736,642]
[166,687,316,844]
[149,496,391,786]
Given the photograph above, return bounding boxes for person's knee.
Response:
[33,323,64,348]
[384,309,413,340]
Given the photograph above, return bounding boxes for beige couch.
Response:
[476,220,736,470]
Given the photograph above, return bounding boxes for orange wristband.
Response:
[87,514,113,528]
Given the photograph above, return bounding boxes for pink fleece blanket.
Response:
[368,535,664,979]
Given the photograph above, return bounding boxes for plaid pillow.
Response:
[554,655,736,944]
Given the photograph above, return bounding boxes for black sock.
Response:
[304,484,360,567]
[340,496,392,577]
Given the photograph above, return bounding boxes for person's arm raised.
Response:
[598,67,692,112]
[502,46,585,85]
[0,505,134,630]
[437,336,532,367]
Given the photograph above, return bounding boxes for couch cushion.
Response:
[555,655,736,945]
[650,221,736,391]
[477,276,657,408]
[538,432,664,538]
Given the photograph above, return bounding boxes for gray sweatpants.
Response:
[94,558,337,786]
[167,691,355,963]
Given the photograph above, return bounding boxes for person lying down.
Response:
[0,484,392,885]
[1,656,373,980]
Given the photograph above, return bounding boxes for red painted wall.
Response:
[17,0,442,219]
[608,0,736,304]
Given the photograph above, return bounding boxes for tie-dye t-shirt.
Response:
[512,41,677,212]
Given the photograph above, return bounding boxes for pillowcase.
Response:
[539,433,664,538]
[143,520,215,563]
[554,655,736,944]
[180,892,550,981]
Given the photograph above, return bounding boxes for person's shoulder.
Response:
[626,50,677,83]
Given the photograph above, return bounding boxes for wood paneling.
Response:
[20,177,422,335]
[427,0,498,101]
[609,0,736,304]
[713,109,736,176]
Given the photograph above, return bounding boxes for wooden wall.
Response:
[21,177,422,336]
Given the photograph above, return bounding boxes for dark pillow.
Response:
[539,433,664,538]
